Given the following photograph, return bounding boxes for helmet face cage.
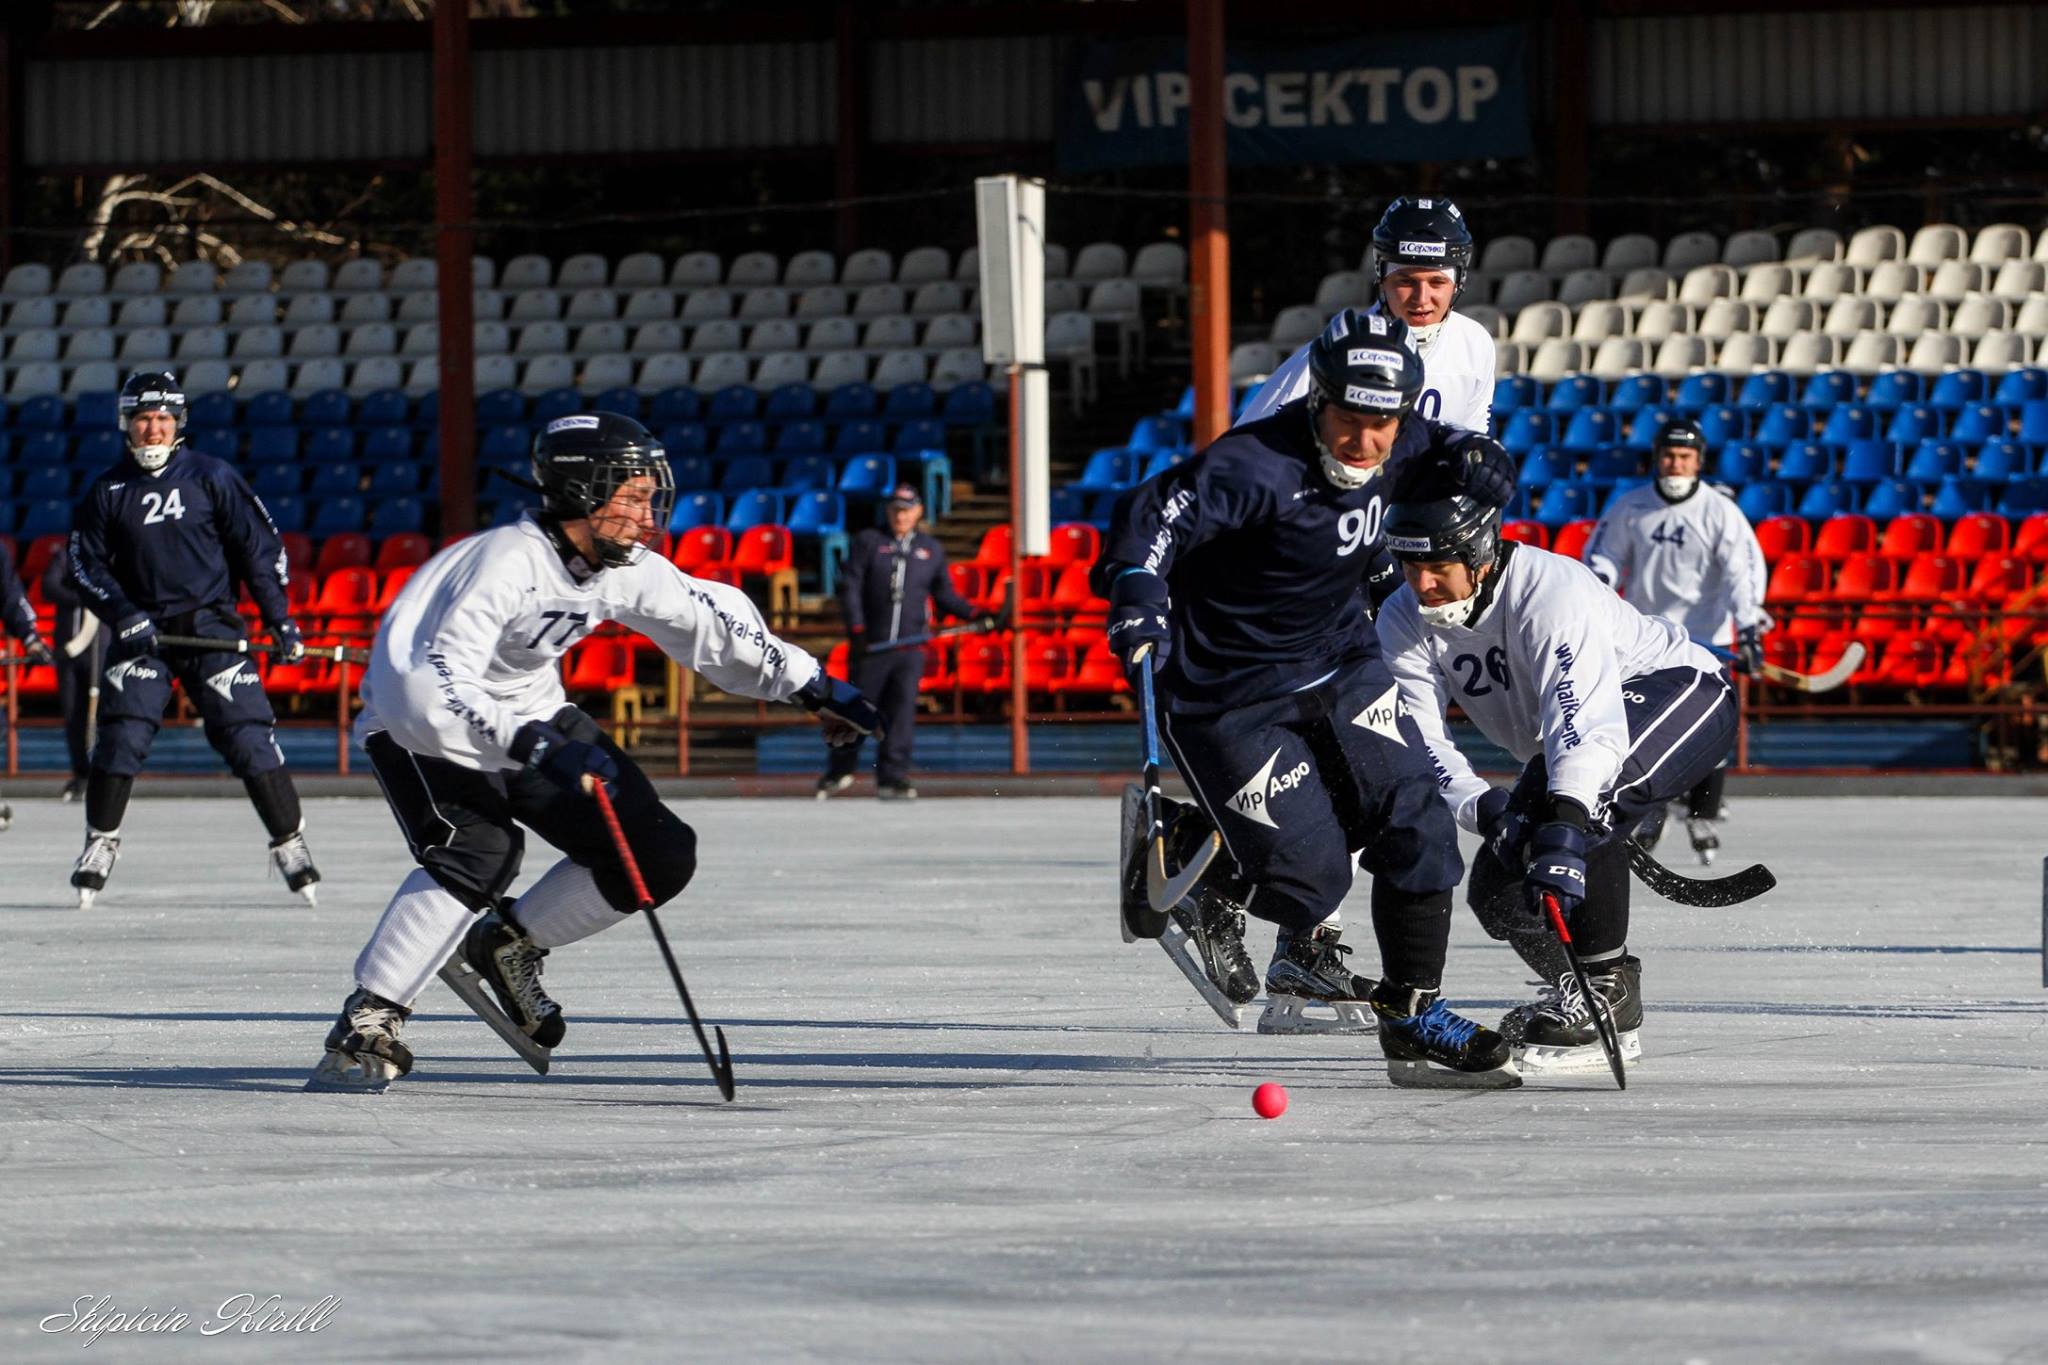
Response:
[1305,310,1425,420]
[532,413,675,565]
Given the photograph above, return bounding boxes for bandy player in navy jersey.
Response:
[66,371,320,909]
[1093,311,1519,1089]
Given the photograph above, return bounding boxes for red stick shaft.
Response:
[1544,892,1574,945]
[590,780,654,911]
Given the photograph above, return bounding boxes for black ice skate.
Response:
[1371,981,1522,1090]
[1685,816,1720,866]
[1516,955,1644,1075]
[305,988,414,1093]
[814,773,853,800]
[0,797,12,832]
[269,826,321,906]
[1258,925,1378,1035]
[71,829,120,910]
[462,911,566,1050]
[1157,818,1259,1028]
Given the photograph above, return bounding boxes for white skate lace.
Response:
[349,999,406,1038]
[76,835,119,877]
[495,934,554,1019]
[271,832,314,878]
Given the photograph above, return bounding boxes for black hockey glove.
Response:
[273,619,306,664]
[1474,788,1528,868]
[1106,569,1171,677]
[1523,820,1588,927]
[22,632,54,667]
[509,719,620,797]
[797,670,881,748]
[109,613,159,662]
[1735,624,1765,678]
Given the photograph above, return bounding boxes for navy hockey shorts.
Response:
[1160,655,1464,932]
[90,605,284,780]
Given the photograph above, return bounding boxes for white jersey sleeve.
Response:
[1376,544,1723,826]
[1581,485,1769,647]
[1235,306,1495,433]
[1377,596,1495,830]
[357,516,819,770]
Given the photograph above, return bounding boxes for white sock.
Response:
[355,868,474,1008]
[512,859,632,949]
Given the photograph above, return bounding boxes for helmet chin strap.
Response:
[131,442,176,473]
[1417,595,1479,630]
[1309,401,1384,491]
[1657,474,1699,501]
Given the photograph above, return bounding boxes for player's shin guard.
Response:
[513,858,633,948]
[355,868,475,1009]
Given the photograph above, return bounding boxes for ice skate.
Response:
[305,988,413,1093]
[815,773,853,800]
[463,911,566,1049]
[1257,925,1378,1035]
[269,826,321,906]
[1159,875,1259,1030]
[1516,956,1644,1075]
[1371,981,1522,1089]
[0,798,12,832]
[71,829,120,910]
[60,778,83,804]
[1686,816,1719,866]
[877,782,918,801]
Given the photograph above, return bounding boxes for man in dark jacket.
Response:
[0,536,54,829]
[817,484,990,800]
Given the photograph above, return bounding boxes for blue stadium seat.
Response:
[718,455,775,495]
[0,432,14,464]
[1929,476,1991,519]
[1775,442,1832,483]
[648,386,701,425]
[368,462,422,497]
[1864,370,1922,411]
[1860,479,1923,521]
[308,463,360,498]
[1535,483,1595,527]
[1948,404,2007,445]
[1628,406,1687,447]
[2020,400,2048,446]
[1996,477,2048,517]
[1734,481,1793,521]
[1798,370,1858,409]
[725,489,784,533]
[823,382,878,420]
[362,426,413,462]
[480,425,532,466]
[1602,476,1650,510]
[1795,480,1857,520]
[670,453,714,491]
[773,420,828,456]
[1609,374,1664,413]
[1086,490,1123,530]
[1584,448,1640,487]
[1904,441,1964,483]
[894,418,947,456]
[1752,404,1811,448]
[18,498,71,538]
[368,496,425,537]
[1883,406,1939,445]
[245,390,295,428]
[1974,441,2029,482]
[310,495,366,536]
[490,494,539,527]
[185,426,236,460]
[706,385,759,423]
[838,454,896,499]
[1499,410,1554,455]
[832,419,887,457]
[1544,375,1603,413]
[17,466,69,500]
[1926,369,1987,412]
[1127,415,1186,453]
[763,383,817,421]
[301,389,351,427]
[1675,373,1730,408]
[942,382,996,427]
[1074,447,1141,492]
[778,454,837,492]
[1716,443,1768,485]
[1493,374,1540,416]
[660,422,708,458]
[667,491,725,532]
[1695,405,1746,448]
[787,490,847,538]
[189,391,236,430]
[415,391,441,429]
[247,427,299,463]
[882,382,936,421]
[1732,371,1792,410]
[358,389,409,427]
[1840,440,1898,484]
[0,501,15,535]
[72,392,119,431]
[1050,486,1091,525]
[263,494,307,533]
[1140,450,1188,481]
[75,430,122,468]
[17,431,68,466]
[1820,404,1877,445]
[477,388,526,425]
[251,464,301,499]
[1559,408,1618,454]
[530,388,581,425]
[305,427,355,462]
[15,395,65,431]
[1518,448,1572,488]
[1992,368,2047,407]
[715,421,768,457]
[593,387,642,420]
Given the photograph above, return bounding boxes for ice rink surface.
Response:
[2,793,2045,1364]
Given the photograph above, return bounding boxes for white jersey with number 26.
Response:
[1235,306,1496,435]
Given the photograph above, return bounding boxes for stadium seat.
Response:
[1776,442,1833,483]
[1736,482,1794,521]
[1755,514,1812,561]
[668,491,725,533]
[1796,480,1858,520]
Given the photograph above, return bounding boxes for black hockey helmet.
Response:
[1381,443,1516,572]
[1652,418,1708,457]
[531,410,675,565]
[1370,196,1475,301]
[1305,309,1427,420]
[118,370,187,433]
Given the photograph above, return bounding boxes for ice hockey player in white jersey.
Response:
[307,413,880,1092]
[1237,196,1496,436]
[1582,419,1770,864]
[1375,447,1739,1075]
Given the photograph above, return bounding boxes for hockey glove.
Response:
[509,719,621,797]
[1735,624,1765,678]
[1106,569,1171,676]
[1474,788,1528,868]
[973,612,1001,633]
[797,670,882,749]
[273,619,307,664]
[1523,820,1589,927]
[22,632,54,667]
[109,613,159,662]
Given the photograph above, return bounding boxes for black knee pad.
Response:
[423,822,524,913]
[629,806,698,907]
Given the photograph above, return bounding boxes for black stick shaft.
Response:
[1545,893,1627,1091]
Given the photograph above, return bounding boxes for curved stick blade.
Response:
[1147,829,1218,912]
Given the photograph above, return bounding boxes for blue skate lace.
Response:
[1403,1000,1479,1050]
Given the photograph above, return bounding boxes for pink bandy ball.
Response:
[1251,1083,1288,1119]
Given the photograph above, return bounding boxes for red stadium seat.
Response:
[20,533,65,586]
[1893,553,1964,605]
[1765,554,1828,606]
[918,640,957,691]
[1500,519,1548,549]
[372,564,418,612]
[973,524,1014,570]
[1871,633,1944,690]
[1549,518,1599,562]
[1966,554,2033,605]
[279,531,315,578]
[671,526,733,573]
[314,532,373,579]
[1017,562,1059,613]
[1051,642,1130,699]
[730,524,794,577]
[1753,514,1811,562]
[1945,512,2011,559]
[561,638,637,694]
[1811,515,1876,562]
[1022,633,1078,694]
[2014,513,2048,563]
[1045,522,1101,567]
[1877,513,1942,561]
[948,561,995,609]
[954,636,1012,693]
[1049,562,1108,619]
[373,532,433,571]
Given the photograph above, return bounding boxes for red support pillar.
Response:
[1187,0,1230,449]
[434,0,477,538]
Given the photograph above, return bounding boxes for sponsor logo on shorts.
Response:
[206,662,261,702]
[1349,682,1408,747]
[1227,747,1310,830]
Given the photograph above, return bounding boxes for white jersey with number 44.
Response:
[1582,483,1769,648]
[1376,543,1723,831]
[1235,307,1496,435]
